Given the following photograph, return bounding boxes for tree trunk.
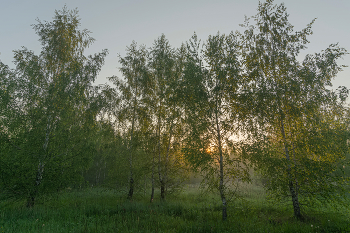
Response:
[280,116,303,220]
[27,161,45,208]
[291,142,299,197]
[127,151,134,200]
[289,180,302,220]
[150,187,155,203]
[157,108,165,200]
[215,109,227,221]
[150,151,155,203]
[103,161,106,183]
[127,93,137,200]
[127,147,134,200]
[27,117,51,208]
[161,120,174,201]
[127,177,134,200]
[160,180,165,200]
[96,161,100,185]
[144,173,146,197]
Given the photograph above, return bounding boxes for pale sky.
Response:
[1,0,349,90]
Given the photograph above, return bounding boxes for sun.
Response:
[206,143,215,153]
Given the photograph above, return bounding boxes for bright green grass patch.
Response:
[0,186,349,233]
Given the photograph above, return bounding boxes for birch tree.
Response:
[0,7,107,207]
[240,0,349,220]
[148,35,188,200]
[108,41,150,199]
[182,33,250,221]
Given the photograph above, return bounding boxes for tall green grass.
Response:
[0,184,349,232]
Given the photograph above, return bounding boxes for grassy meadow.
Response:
[0,181,349,233]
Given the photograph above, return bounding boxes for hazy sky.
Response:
[1,0,349,90]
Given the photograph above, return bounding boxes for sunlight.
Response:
[206,143,216,153]
[206,147,213,153]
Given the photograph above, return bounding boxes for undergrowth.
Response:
[0,185,349,233]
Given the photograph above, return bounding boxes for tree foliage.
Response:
[0,7,107,207]
[239,0,349,219]
[182,33,250,221]
[108,41,150,199]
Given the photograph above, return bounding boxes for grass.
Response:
[0,184,349,233]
